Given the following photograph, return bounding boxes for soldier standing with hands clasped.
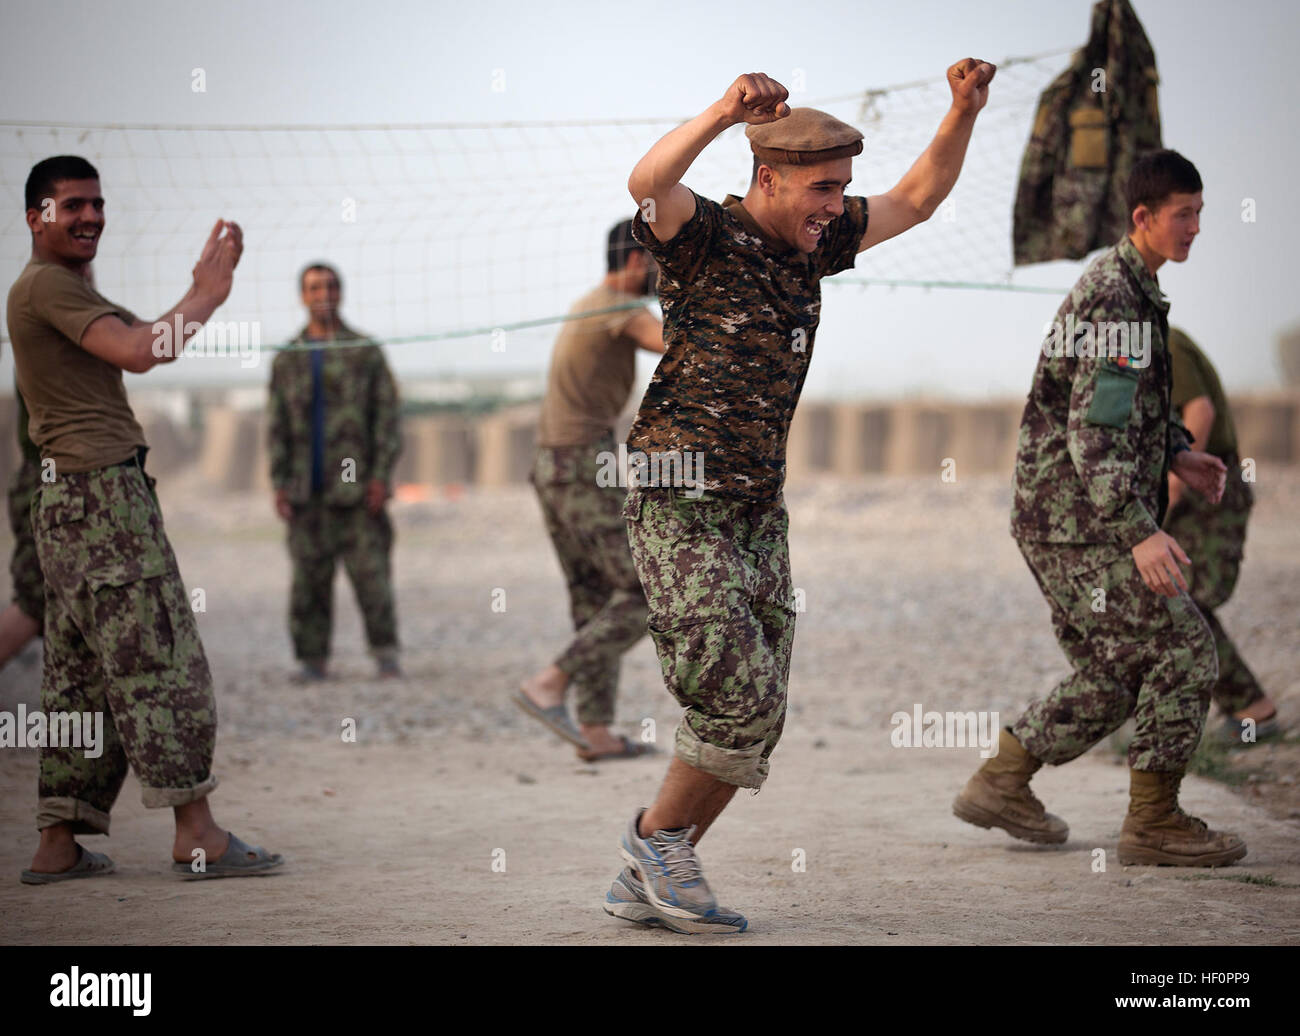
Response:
[268,264,403,682]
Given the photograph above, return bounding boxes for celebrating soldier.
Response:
[267,264,403,681]
[608,60,996,933]
[9,155,282,882]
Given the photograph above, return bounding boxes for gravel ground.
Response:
[0,468,1296,944]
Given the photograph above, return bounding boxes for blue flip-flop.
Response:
[513,690,589,750]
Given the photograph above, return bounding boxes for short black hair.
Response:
[1127,149,1202,228]
[25,155,100,212]
[607,219,644,273]
[299,262,342,292]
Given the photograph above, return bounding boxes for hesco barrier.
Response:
[0,393,1297,493]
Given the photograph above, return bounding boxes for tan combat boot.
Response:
[1117,769,1248,867]
[952,728,1068,844]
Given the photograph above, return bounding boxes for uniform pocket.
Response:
[1086,363,1140,428]
[1068,105,1108,169]
[87,548,177,675]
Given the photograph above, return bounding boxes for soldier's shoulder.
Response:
[1070,246,1138,307]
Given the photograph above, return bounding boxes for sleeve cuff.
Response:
[1118,498,1160,550]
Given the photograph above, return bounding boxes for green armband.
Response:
[1085,363,1140,429]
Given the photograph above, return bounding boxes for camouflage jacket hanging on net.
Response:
[1013,0,1162,265]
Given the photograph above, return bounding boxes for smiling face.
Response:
[26,177,104,269]
[1133,190,1202,264]
[756,157,853,254]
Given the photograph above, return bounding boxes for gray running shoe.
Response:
[603,866,747,933]
[619,809,722,933]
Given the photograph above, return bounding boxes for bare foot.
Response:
[28,839,82,874]
[520,664,568,710]
[579,724,629,756]
[172,827,232,866]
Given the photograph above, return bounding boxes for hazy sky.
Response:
[1,0,1296,400]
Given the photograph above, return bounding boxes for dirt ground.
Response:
[1,469,1297,945]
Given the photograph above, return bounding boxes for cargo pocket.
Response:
[1085,362,1140,428]
[1068,105,1108,169]
[87,549,176,676]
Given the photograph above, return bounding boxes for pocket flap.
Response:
[36,484,85,528]
[1085,364,1140,428]
[87,553,169,592]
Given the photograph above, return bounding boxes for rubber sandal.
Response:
[577,735,658,763]
[20,845,116,885]
[513,690,589,750]
[172,833,284,879]
[1218,712,1280,745]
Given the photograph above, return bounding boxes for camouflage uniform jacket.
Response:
[1010,235,1190,549]
[1013,0,1162,265]
[628,190,868,501]
[267,323,401,506]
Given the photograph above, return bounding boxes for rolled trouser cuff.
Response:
[36,796,112,835]
[674,722,768,790]
[140,772,219,808]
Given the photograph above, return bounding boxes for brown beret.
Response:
[746,107,864,166]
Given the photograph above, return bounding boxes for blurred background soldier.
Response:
[268,263,402,681]
[515,219,665,760]
[1164,327,1278,743]
[0,387,44,670]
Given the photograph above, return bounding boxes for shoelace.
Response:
[652,836,703,884]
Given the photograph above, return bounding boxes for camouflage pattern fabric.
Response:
[1163,468,1263,714]
[287,498,398,664]
[628,191,868,501]
[267,324,402,507]
[622,483,795,789]
[7,458,44,628]
[8,388,45,626]
[1013,0,1162,265]
[1011,235,1188,549]
[530,432,648,726]
[33,459,218,834]
[1011,538,1216,772]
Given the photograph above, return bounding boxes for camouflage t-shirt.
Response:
[628,190,868,501]
[1010,234,1190,549]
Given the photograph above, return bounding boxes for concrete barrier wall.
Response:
[4,392,1297,495]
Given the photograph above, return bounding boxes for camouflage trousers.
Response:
[1163,469,1262,714]
[7,456,44,628]
[1011,538,1218,773]
[34,456,218,834]
[623,484,795,790]
[287,497,398,663]
[531,439,648,726]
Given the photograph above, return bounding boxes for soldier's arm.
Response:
[267,356,292,491]
[624,311,666,355]
[369,350,401,485]
[1167,395,1213,508]
[629,74,790,243]
[1064,299,1161,551]
[81,221,242,372]
[859,58,995,253]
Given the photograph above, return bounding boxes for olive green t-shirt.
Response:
[1169,327,1236,457]
[6,258,145,473]
[536,284,647,447]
